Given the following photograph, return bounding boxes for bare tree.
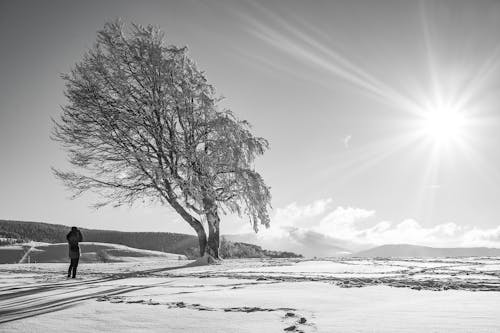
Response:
[52,21,271,259]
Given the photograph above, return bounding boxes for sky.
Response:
[1,0,500,248]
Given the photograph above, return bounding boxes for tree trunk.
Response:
[165,198,207,257]
[203,197,221,259]
[206,210,220,259]
[195,225,208,257]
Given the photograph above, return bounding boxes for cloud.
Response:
[343,135,352,148]
[315,206,375,240]
[255,198,500,251]
[271,198,333,229]
[462,225,500,247]
[354,220,466,247]
[319,206,375,227]
[317,211,500,248]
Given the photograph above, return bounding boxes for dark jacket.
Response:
[66,228,83,259]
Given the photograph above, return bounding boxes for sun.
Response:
[421,103,466,144]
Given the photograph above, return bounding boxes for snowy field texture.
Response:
[1,257,500,332]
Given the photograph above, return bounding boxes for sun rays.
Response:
[236,1,500,221]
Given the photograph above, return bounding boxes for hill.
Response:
[0,219,197,254]
[0,242,186,264]
[0,220,302,259]
[353,244,500,258]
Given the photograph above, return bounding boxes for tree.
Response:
[52,21,271,259]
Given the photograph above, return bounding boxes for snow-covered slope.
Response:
[0,242,186,264]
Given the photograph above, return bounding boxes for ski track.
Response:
[17,245,35,264]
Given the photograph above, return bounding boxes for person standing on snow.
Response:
[66,226,83,278]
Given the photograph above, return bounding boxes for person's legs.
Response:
[67,262,72,277]
[71,258,79,278]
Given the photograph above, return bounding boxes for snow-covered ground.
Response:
[1,257,500,332]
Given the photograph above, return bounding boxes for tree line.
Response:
[0,220,302,259]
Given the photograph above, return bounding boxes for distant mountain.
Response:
[0,220,301,259]
[353,244,500,258]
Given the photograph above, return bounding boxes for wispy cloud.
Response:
[343,135,352,148]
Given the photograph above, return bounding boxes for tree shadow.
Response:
[0,262,195,323]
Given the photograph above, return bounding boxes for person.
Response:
[66,226,83,278]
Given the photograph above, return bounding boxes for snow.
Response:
[0,242,186,264]
[228,260,405,274]
[1,257,500,332]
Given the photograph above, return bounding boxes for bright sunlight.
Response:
[421,102,467,144]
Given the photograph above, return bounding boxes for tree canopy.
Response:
[53,21,271,257]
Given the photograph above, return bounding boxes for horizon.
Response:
[4,216,500,253]
[2,0,500,250]
[4,219,500,254]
